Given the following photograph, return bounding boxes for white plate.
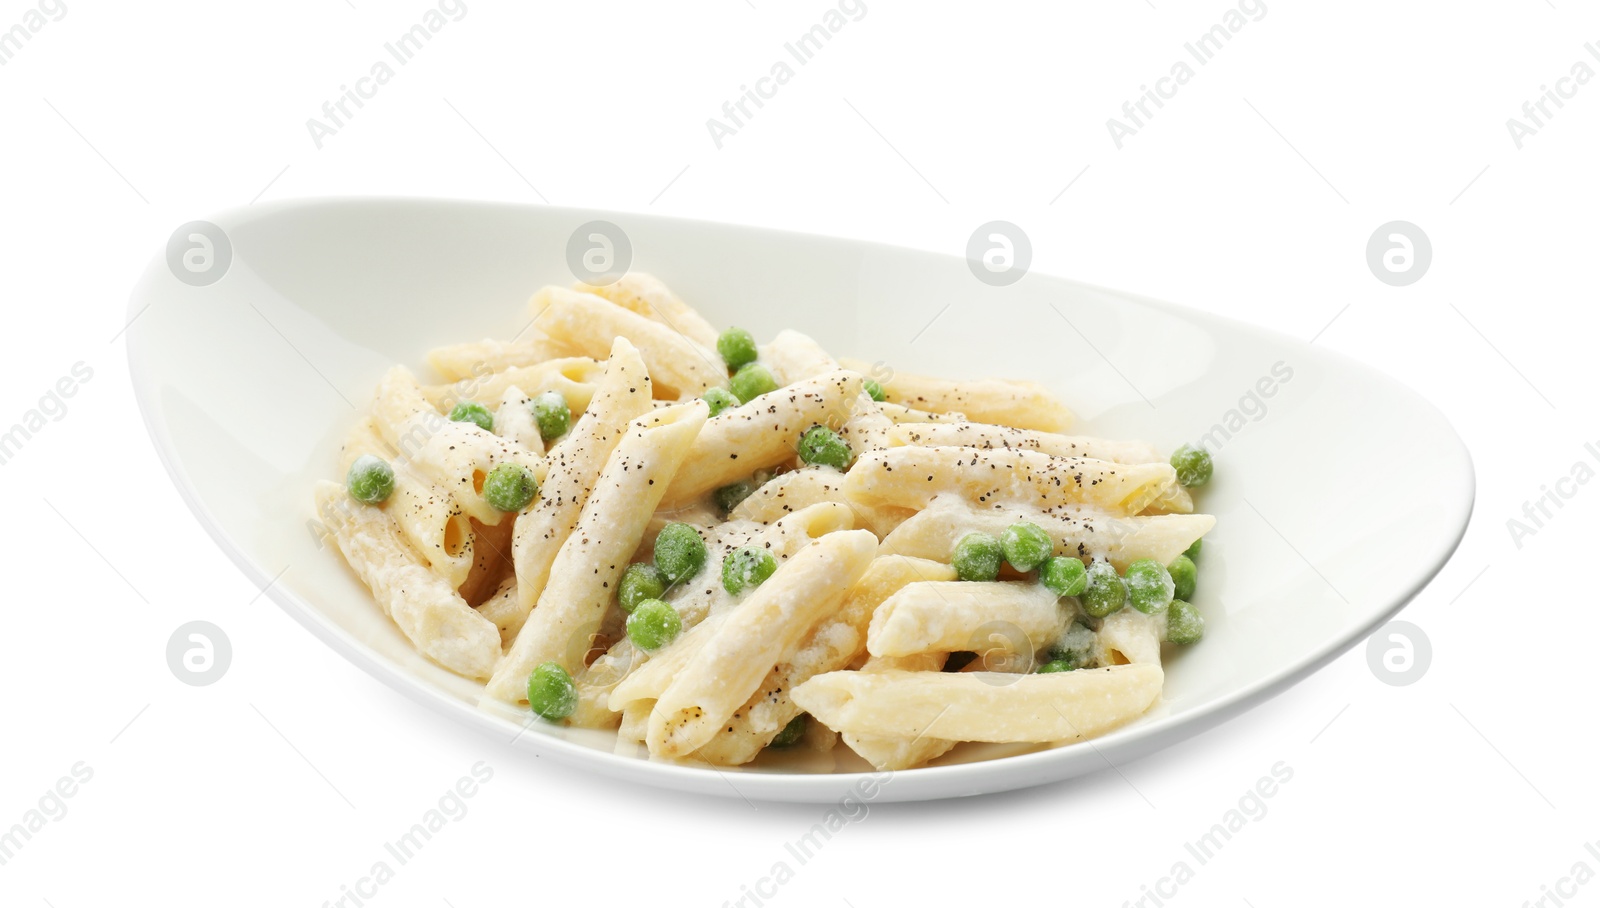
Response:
[127,198,1474,802]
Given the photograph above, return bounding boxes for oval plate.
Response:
[127,198,1473,802]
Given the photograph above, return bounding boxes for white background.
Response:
[1,1,1595,905]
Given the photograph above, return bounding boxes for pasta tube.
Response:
[866,580,1066,659]
[576,273,721,352]
[486,400,709,702]
[530,286,724,399]
[424,336,575,382]
[508,338,654,628]
[659,370,863,507]
[880,494,1212,571]
[792,664,1163,743]
[693,555,954,766]
[839,358,1073,432]
[315,481,501,679]
[846,445,1177,517]
[646,529,878,758]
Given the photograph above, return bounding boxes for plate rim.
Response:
[126,194,1477,802]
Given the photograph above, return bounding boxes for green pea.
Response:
[448,401,494,432]
[722,545,777,595]
[526,662,577,720]
[653,522,707,584]
[1170,443,1213,488]
[798,425,852,469]
[730,363,778,404]
[618,563,667,614]
[1041,556,1088,598]
[1168,554,1197,601]
[1183,537,1202,561]
[346,454,395,504]
[714,480,755,514]
[862,378,886,402]
[1081,560,1126,617]
[717,327,759,372]
[702,386,740,417]
[1125,559,1175,615]
[1165,599,1204,645]
[1049,622,1096,665]
[952,532,1003,582]
[1001,522,1054,572]
[481,463,538,512]
[771,714,807,748]
[626,598,683,651]
[531,391,570,441]
[1037,659,1077,674]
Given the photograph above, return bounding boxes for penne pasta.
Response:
[337,418,477,588]
[530,286,724,399]
[761,329,842,386]
[421,356,603,415]
[846,445,1178,518]
[693,555,953,766]
[725,467,910,536]
[476,575,523,646]
[577,273,721,352]
[791,664,1163,743]
[315,481,501,679]
[315,271,1219,771]
[840,651,958,771]
[647,529,878,758]
[879,494,1213,572]
[1143,484,1196,516]
[605,611,725,716]
[507,338,654,632]
[659,370,864,507]
[617,700,654,744]
[878,402,969,425]
[424,335,575,382]
[887,421,1160,467]
[839,358,1073,432]
[485,400,709,702]
[886,420,1194,517]
[370,366,546,526]
[587,502,857,726]
[1096,607,1164,666]
[727,467,849,524]
[492,385,545,455]
[866,580,1067,659]
[765,330,895,454]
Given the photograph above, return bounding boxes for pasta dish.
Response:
[312,273,1215,770]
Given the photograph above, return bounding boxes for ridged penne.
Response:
[492,385,545,455]
[421,356,603,413]
[316,270,1216,771]
[839,358,1073,432]
[839,651,957,771]
[866,580,1067,659]
[530,286,724,399]
[315,481,501,679]
[424,335,575,382]
[577,273,721,352]
[660,370,863,507]
[508,338,654,632]
[879,494,1212,572]
[485,400,709,702]
[792,664,1163,743]
[647,529,877,757]
[586,502,856,726]
[337,418,476,588]
[693,555,952,766]
[846,445,1177,518]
